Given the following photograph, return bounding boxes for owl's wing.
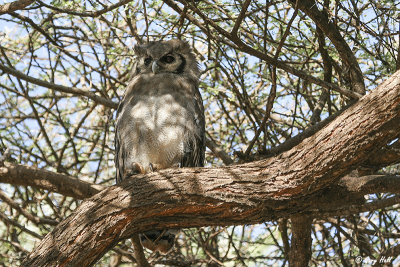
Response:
[114,114,123,183]
[114,96,128,183]
[181,86,205,167]
[114,129,122,183]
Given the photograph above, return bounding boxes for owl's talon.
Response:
[124,163,145,177]
[149,163,154,172]
[148,163,161,172]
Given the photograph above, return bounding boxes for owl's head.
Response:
[132,39,200,80]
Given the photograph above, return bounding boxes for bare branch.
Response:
[131,235,151,267]
[0,213,42,240]
[231,0,252,36]
[315,195,400,218]
[37,0,132,17]
[0,162,105,200]
[0,63,118,109]
[205,137,234,165]
[0,190,58,225]
[166,0,362,100]
[338,175,400,194]
[0,0,34,15]
[287,0,365,95]
[289,215,312,267]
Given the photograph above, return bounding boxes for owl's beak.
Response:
[152,61,160,74]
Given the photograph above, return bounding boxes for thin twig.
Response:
[231,0,252,36]
[0,62,118,109]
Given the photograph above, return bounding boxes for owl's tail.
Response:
[140,230,176,254]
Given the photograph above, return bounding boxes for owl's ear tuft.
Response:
[178,40,191,52]
[133,44,147,56]
[168,39,191,54]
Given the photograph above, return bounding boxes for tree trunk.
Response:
[22,71,400,266]
[289,215,312,267]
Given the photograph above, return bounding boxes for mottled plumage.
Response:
[114,40,205,253]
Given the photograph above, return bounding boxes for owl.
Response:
[114,39,205,253]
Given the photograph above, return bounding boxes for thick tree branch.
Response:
[2,163,399,205]
[363,139,400,168]
[338,174,400,194]
[0,0,34,15]
[0,162,105,199]
[289,215,312,267]
[21,70,400,266]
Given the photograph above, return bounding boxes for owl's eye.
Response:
[160,55,175,64]
[144,57,152,65]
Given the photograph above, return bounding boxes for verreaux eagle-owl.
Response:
[114,39,205,253]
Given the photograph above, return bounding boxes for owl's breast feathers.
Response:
[115,73,205,180]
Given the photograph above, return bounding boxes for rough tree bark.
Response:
[21,70,400,266]
[289,215,312,267]
[0,0,35,15]
[0,162,104,199]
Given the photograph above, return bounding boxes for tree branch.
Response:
[0,162,105,200]
[36,0,132,17]
[165,0,362,100]
[315,195,400,218]
[287,0,365,95]
[289,215,312,267]
[0,0,34,15]
[131,235,151,267]
[363,138,400,169]
[205,137,234,165]
[231,0,251,36]
[0,62,118,109]
[338,174,400,194]
[0,190,58,225]
[21,70,400,266]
